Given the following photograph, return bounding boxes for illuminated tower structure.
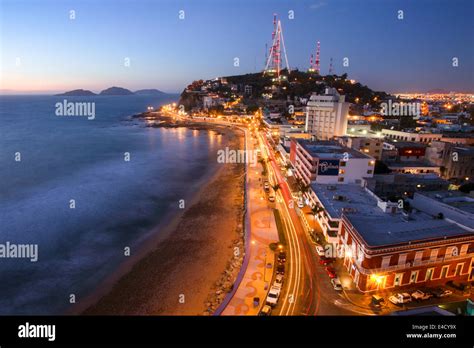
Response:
[308,41,321,74]
[315,41,320,74]
[308,54,315,73]
[264,14,290,80]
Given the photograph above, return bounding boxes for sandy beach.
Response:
[81,123,245,315]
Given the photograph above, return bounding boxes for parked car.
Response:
[266,286,281,307]
[325,266,337,278]
[268,195,275,202]
[331,278,343,291]
[297,200,304,208]
[370,295,385,308]
[264,181,270,191]
[276,264,285,275]
[274,273,284,287]
[277,252,286,263]
[446,280,471,294]
[259,305,272,316]
[389,293,412,305]
[431,288,453,298]
[315,245,325,257]
[319,257,334,266]
[411,290,432,301]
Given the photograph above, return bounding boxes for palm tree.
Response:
[311,205,324,218]
[310,205,324,231]
[272,183,281,192]
[295,177,303,192]
[301,184,310,194]
[295,177,302,187]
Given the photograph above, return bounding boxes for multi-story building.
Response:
[385,161,440,175]
[381,141,427,162]
[307,183,380,243]
[382,129,442,144]
[441,134,474,146]
[425,141,474,181]
[337,136,383,160]
[364,173,449,200]
[289,139,375,185]
[305,88,350,140]
[339,189,474,292]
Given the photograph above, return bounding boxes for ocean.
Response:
[0,95,222,314]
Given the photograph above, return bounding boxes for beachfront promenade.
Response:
[220,129,279,315]
[165,112,281,315]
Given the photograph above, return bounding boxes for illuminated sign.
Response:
[317,160,340,176]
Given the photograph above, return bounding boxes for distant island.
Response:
[55,86,167,96]
[134,89,167,96]
[56,89,97,96]
[99,87,134,96]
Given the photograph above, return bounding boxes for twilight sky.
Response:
[0,0,473,94]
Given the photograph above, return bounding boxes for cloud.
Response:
[309,1,326,10]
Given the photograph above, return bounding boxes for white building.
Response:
[289,139,375,185]
[381,129,442,143]
[305,88,350,140]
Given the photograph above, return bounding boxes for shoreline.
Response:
[76,117,245,315]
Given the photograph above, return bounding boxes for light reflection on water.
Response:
[0,95,225,315]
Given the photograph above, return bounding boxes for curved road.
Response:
[259,132,372,316]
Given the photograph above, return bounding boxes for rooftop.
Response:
[452,146,474,155]
[385,140,427,148]
[297,139,372,160]
[419,191,474,215]
[311,183,376,219]
[373,173,448,184]
[386,161,438,168]
[312,184,473,247]
[347,211,469,247]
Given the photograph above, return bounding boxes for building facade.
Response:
[337,136,383,160]
[339,191,474,292]
[425,141,474,181]
[305,88,350,140]
[289,139,375,185]
[382,129,442,144]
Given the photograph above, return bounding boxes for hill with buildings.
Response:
[178,70,390,113]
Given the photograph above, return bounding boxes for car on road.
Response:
[259,305,272,316]
[315,245,325,257]
[325,266,337,278]
[268,195,275,202]
[431,288,453,298]
[274,273,284,287]
[389,293,412,305]
[276,264,285,275]
[266,286,281,307]
[411,290,432,301]
[319,257,334,266]
[277,251,286,263]
[370,295,385,309]
[331,278,343,291]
